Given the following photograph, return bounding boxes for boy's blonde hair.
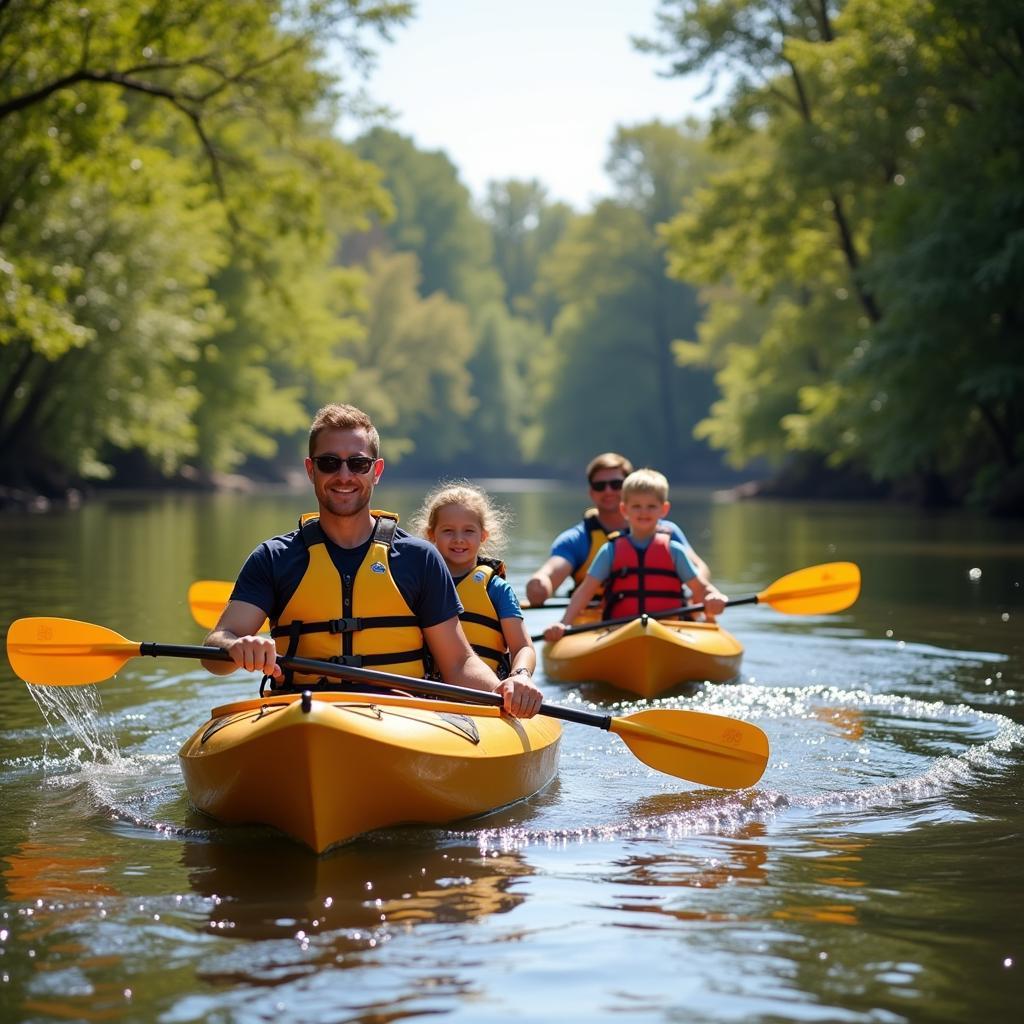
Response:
[409,480,510,554]
[622,468,669,503]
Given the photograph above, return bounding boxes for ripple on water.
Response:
[461,684,1024,852]
[13,680,1024,859]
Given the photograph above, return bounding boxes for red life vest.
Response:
[603,533,685,618]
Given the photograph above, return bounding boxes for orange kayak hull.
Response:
[544,615,743,697]
[179,691,561,853]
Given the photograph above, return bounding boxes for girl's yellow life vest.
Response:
[455,557,510,676]
[269,511,426,688]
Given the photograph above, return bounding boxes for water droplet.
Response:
[885,629,894,638]
[968,567,982,581]
[1001,613,1010,622]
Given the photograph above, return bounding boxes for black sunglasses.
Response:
[589,478,624,492]
[311,454,376,475]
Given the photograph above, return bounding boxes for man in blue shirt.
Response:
[201,403,544,718]
[525,452,710,607]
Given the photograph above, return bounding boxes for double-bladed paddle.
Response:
[531,561,861,641]
[7,616,769,789]
[185,579,572,629]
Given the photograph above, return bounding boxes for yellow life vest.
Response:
[455,557,510,676]
[269,510,426,688]
[572,507,612,588]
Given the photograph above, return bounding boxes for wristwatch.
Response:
[510,667,532,678]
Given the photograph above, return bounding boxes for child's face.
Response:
[430,503,488,574]
[621,491,670,535]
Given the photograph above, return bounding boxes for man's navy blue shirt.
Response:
[231,522,461,627]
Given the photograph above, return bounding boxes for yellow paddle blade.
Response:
[187,580,235,629]
[757,561,860,615]
[186,579,268,633]
[7,617,137,686]
[610,708,769,789]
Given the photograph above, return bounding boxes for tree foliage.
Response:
[532,122,719,478]
[328,250,477,464]
[483,179,574,327]
[646,0,1024,507]
[0,0,408,490]
[350,127,503,309]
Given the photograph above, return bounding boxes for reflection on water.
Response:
[1,490,1023,1022]
[183,835,533,943]
[4,839,120,901]
[811,706,865,741]
[770,835,869,927]
[600,822,770,925]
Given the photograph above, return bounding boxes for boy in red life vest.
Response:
[543,469,728,642]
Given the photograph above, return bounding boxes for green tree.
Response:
[531,122,720,478]
[482,179,574,327]
[327,250,477,464]
[808,0,1024,507]
[350,127,503,309]
[460,304,549,471]
[646,0,1024,508]
[0,0,408,491]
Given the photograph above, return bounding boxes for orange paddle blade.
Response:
[187,579,268,632]
[187,580,235,629]
[757,562,860,615]
[7,617,137,686]
[610,708,769,789]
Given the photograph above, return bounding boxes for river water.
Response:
[0,486,1021,1023]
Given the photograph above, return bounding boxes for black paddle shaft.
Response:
[530,594,759,642]
[138,642,612,730]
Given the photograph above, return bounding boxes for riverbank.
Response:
[4,461,1022,516]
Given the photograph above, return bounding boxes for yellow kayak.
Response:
[179,690,561,853]
[543,613,743,698]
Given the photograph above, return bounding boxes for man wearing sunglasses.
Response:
[525,452,709,607]
[201,403,544,718]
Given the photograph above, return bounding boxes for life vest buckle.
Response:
[329,654,364,667]
[327,617,361,634]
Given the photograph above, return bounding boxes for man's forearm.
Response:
[202,629,238,674]
[450,652,503,693]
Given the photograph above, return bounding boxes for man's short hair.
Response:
[622,468,669,503]
[308,404,380,458]
[586,452,633,483]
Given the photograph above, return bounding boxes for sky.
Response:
[342,0,719,210]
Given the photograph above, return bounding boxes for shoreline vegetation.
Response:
[7,460,1021,516]
[2,4,1020,522]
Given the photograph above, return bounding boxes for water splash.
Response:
[27,684,121,764]
[464,684,1024,852]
